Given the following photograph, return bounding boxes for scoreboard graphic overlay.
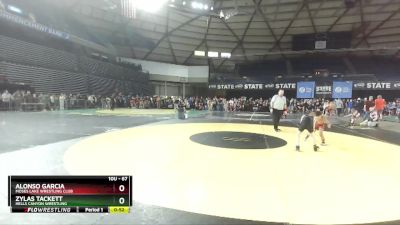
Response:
[8,176,132,213]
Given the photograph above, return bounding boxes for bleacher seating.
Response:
[79,56,149,83]
[1,61,152,95]
[1,61,87,94]
[350,57,400,78]
[79,56,122,77]
[0,35,78,72]
[291,57,347,74]
[0,35,152,95]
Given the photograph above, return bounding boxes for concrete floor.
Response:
[0,109,399,225]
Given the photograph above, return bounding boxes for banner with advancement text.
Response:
[296,82,315,99]
[332,81,353,99]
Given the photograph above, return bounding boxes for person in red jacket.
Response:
[374,95,386,121]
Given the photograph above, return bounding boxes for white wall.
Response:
[119,57,209,80]
[188,66,209,79]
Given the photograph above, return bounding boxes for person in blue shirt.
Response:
[347,99,353,114]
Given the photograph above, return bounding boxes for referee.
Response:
[270,89,287,132]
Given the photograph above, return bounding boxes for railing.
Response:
[0,98,89,111]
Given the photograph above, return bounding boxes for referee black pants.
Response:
[272,109,284,130]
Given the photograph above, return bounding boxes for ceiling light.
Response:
[211,6,213,10]
[182,1,186,5]
[192,2,203,9]
[7,5,22,14]
[208,51,218,58]
[221,52,231,58]
[131,0,169,13]
[219,10,224,18]
[204,4,208,10]
[194,50,205,56]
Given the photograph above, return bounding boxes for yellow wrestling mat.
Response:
[96,108,175,116]
[64,123,400,225]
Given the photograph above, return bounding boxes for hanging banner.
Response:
[296,82,315,99]
[209,80,400,91]
[0,9,70,40]
[274,82,296,89]
[208,82,296,90]
[332,81,352,98]
[315,81,332,98]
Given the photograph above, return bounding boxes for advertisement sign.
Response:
[332,81,352,98]
[315,82,332,98]
[296,82,315,99]
[208,80,400,91]
[274,83,296,89]
[208,83,296,90]
[353,81,400,90]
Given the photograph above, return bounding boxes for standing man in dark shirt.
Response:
[364,96,375,120]
[354,98,364,115]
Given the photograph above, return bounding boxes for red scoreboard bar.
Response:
[8,176,132,213]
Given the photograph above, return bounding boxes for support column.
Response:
[183,83,186,98]
[286,59,293,76]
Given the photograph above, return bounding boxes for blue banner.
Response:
[296,82,315,99]
[332,81,353,99]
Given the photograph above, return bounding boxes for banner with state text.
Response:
[208,82,296,90]
[208,81,400,92]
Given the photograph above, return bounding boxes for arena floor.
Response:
[0,109,400,225]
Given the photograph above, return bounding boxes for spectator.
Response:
[50,94,55,111]
[396,98,400,122]
[13,90,23,111]
[335,99,343,116]
[59,94,65,110]
[364,96,375,120]
[354,98,364,118]
[374,95,386,120]
[1,90,12,110]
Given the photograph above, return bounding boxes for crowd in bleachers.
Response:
[1,87,399,122]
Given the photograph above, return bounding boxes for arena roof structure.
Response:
[35,0,400,72]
